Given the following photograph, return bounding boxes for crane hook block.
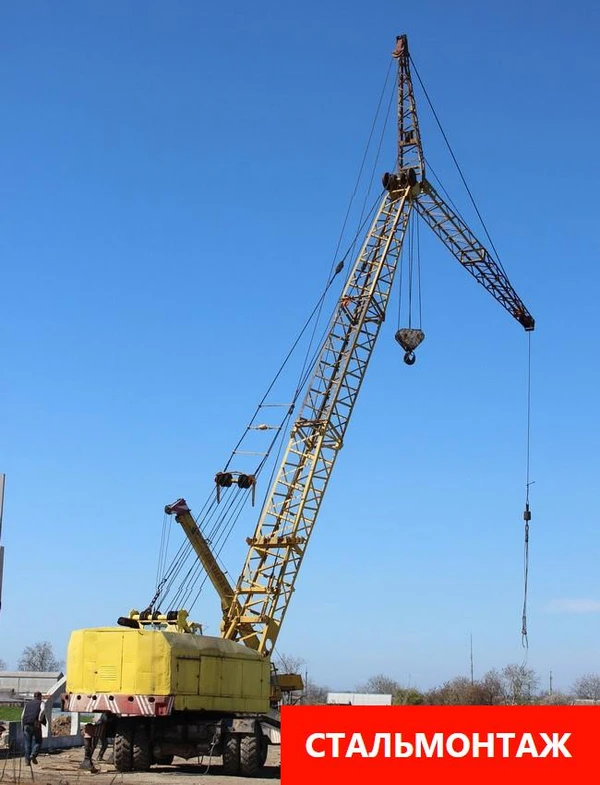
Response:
[395,328,424,365]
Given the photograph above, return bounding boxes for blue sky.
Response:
[1,1,599,694]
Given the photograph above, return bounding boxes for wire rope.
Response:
[521,332,533,648]
[410,55,509,278]
[150,62,398,614]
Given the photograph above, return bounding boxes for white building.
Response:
[326,692,392,706]
[0,671,64,701]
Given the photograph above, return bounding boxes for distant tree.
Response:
[356,674,402,695]
[0,657,6,670]
[272,653,306,703]
[538,691,572,705]
[501,663,539,705]
[394,687,425,705]
[425,676,484,705]
[275,653,305,675]
[479,669,505,705]
[18,641,60,672]
[356,674,424,705]
[303,680,329,705]
[572,673,600,701]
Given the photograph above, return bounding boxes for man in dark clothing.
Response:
[21,691,46,765]
[94,712,115,761]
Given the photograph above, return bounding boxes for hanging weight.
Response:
[404,351,416,365]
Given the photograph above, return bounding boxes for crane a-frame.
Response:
[65,34,534,776]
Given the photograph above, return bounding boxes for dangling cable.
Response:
[521,332,533,647]
[416,208,422,329]
[407,212,414,328]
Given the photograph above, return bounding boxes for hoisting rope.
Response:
[410,57,535,646]
[397,210,422,333]
[522,332,533,648]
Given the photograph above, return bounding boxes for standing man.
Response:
[94,712,115,762]
[21,691,46,765]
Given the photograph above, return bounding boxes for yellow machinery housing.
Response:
[67,628,270,715]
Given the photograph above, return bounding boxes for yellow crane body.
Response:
[67,628,270,716]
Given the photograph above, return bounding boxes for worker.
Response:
[94,712,115,762]
[21,691,46,766]
[80,721,99,771]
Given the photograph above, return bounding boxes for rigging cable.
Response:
[410,56,509,278]
[407,211,414,327]
[333,57,394,275]
[396,209,422,333]
[296,60,396,398]
[416,207,423,328]
[187,403,297,612]
[355,67,396,237]
[522,332,533,648]
[150,62,399,614]
[184,195,382,610]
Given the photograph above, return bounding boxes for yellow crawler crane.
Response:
[65,34,534,776]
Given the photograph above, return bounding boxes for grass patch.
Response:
[0,707,23,721]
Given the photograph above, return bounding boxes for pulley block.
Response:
[382,168,417,193]
[215,471,233,488]
[215,470,257,505]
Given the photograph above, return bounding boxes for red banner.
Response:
[281,705,598,784]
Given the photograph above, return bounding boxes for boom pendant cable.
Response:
[521,332,533,648]
[410,55,508,278]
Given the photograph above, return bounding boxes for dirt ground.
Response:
[0,745,281,785]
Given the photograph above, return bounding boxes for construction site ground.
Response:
[0,746,281,785]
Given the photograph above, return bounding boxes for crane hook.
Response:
[395,328,424,367]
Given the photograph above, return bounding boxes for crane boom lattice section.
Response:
[222,189,414,653]
[395,35,424,180]
[415,180,535,330]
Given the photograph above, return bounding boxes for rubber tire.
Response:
[132,724,151,771]
[114,722,134,772]
[240,733,262,777]
[259,736,268,767]
[154,754,174,766]
[222,734,240,776]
